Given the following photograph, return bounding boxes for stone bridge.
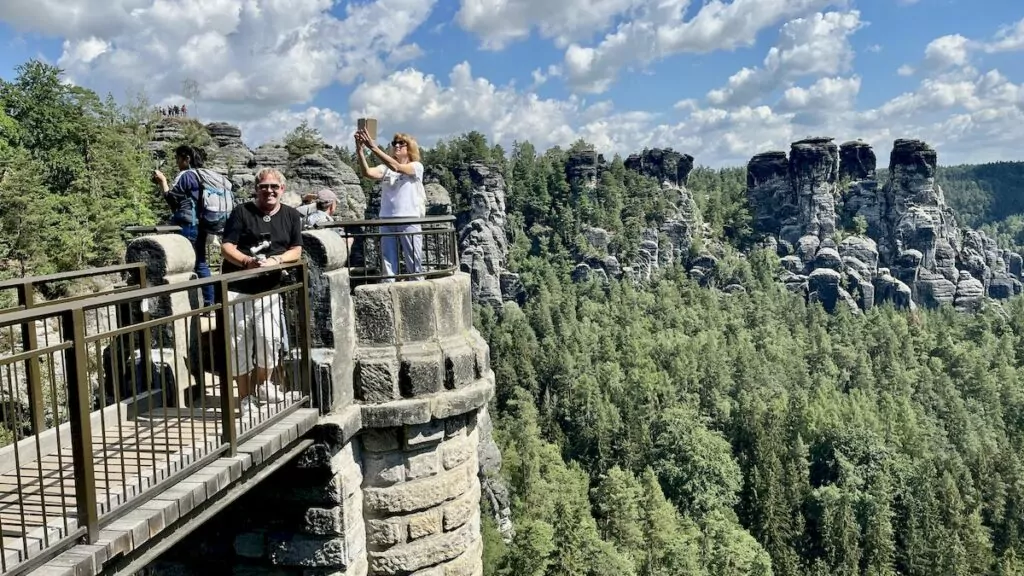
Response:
[0,219,494,576]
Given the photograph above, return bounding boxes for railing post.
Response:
[295,263,313,401]
[17,283,46,435]
[61,308,99,543]
[215,279,237,456]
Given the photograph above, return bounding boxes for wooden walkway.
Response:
[0,401,318,576]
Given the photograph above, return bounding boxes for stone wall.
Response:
[137,228,495,576]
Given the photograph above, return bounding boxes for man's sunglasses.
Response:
[257,183,281,191]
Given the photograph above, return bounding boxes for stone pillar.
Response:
[352,274,492,576]
[124,233,197,407]
[302,229,355,413]
[142,269,494,576]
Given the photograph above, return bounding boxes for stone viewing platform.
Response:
[0,216,494,576]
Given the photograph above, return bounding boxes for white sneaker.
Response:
[257,381,284,403]
[257,382,302,405]
[237,396,255,419]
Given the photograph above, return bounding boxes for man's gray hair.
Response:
[255,168,286,186]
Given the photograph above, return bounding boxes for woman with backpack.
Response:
[152,144,215,308]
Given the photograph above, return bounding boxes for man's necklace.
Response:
[261,204,281,223]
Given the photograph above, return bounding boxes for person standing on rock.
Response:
[152,144,215,309]
[354,128,425,281]
[220,168,303,417]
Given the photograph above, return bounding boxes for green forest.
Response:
[5,61,1024,576]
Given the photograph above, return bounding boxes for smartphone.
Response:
[358,118,377,143]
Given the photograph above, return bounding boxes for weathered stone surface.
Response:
[406,449,442,481]
[442,340,476,391]
[441,479,481,531]
[839,140,876,180]
[394,282,437,343]
[431,277,464,337]
[746,151,791,235]
[354,347,400,403]
[405,420,446,448]
[453,163,508,308]
[440,437,474,471]
[363,463,474,515]
[367,517,480,576]
[400,343,445,397]
[789,137,839,238]
[362,398,433,428]
[267,533,348,568]
[364,450,406,487]
[354,286,396,345]
[624,148,694,186]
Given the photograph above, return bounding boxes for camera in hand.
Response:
[250,233,272,262]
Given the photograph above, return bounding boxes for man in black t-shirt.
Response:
[221,168,303,415]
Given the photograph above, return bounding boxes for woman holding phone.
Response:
[354,128,426,281]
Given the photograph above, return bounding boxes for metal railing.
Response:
[0,263,147,315]
[0,263,312,574]
[315,216,459,284]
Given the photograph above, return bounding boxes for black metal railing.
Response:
[0,263,312,574]
[315,215,459,284]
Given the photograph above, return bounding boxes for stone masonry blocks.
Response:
[393,281,438,343]
[355,348,400,402]
[399,343,445,397]
[360,414,483,576]
[441,338,476,391]
[431,276,464,337]
[456,274,474,332]
[405,420,446,449]
[354,285,396,345]
[367,516,481,575]
[467,332,490,379]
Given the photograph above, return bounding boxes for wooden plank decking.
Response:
[0,401,318,575]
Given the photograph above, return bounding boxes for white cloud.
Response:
[896,18,1024,75]
[923,34,972,70]
[2,0,1022,173]
[705,11,863,107]
[455,0,641,50]
[562,0,842,93]
[1,0,435,121]
[983,18,1024,52]
[255,56,1017,169]
[897,64,915,76]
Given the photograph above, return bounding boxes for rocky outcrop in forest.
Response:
[747,137,1022,313]
[567,146,714,284]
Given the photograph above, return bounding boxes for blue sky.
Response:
[0,0,1022,166]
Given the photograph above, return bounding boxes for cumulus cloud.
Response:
[455,0,641,50]
[2,0,434,121]
[898,17,1024,74]
[272,55,1020,168]
[2,0,1022,171]
[562,0,841,93]
[705,11,864,107]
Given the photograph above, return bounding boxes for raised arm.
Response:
[355,133,385,180]
[362,133,418,177]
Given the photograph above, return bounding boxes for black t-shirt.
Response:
[221,202,303,294]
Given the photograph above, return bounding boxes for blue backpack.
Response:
[191,168,235,234]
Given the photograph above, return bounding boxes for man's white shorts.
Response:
[228,291,288,375]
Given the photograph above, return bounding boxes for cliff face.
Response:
[747,137,1023,313]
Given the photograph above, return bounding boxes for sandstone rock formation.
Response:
[147,117,366,220]
[746,137,1023,312]
[625,148,695,187]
